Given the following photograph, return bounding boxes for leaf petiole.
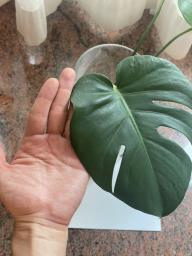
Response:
[132,0,165,55]
[155,27,192,56]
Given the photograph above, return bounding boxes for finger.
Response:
[47,68,76,134]
[63,105,74,140]
[25,78,59,136]
[0,143,6,164]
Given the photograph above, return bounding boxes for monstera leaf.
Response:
[70,55,192,217]
[178,0,192,26]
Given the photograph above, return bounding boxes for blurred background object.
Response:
[0,0,192,59]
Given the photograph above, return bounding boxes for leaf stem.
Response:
[132,0,165,56]
[155,27,192,56]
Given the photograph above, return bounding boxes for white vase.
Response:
[44,0,62,16]
[16,0,47,46]
[77,0,148,31]
[76,0,192,59]
[15,0,62,46]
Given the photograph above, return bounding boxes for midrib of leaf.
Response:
[113,85,152,166]
[113,85,163,210]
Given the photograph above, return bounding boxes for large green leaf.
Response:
[71,55,192,217]
[178,0,192,26]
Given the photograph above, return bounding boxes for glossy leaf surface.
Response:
[71,55,192,217]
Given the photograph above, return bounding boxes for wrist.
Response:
[14,216,68,230]
[12,217,68,256]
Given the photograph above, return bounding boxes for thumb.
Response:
[0,143,7,202]
[63,105,73,140]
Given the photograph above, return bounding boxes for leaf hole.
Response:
[111,145,126,194]
[153,101,192,114]
[157,126,192,161]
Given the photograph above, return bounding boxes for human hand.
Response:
[0,68,89,229]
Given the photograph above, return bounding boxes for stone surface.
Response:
[0,1,192,255]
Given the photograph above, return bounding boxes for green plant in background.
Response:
[70,0,192,217]
[132,0,165,55]
[179,0,192,25]
[156,0,192,56]
[133,0,192,56]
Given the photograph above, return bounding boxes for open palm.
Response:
[0,68,89,227]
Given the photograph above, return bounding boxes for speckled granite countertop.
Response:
[0,1,192,255]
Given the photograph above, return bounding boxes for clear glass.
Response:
[75,44,134,82]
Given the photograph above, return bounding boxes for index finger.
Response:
[63,105,74,140]
[47,68,76,134]
[25,78,59,136]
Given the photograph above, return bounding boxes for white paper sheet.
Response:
[70,179,161,231]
